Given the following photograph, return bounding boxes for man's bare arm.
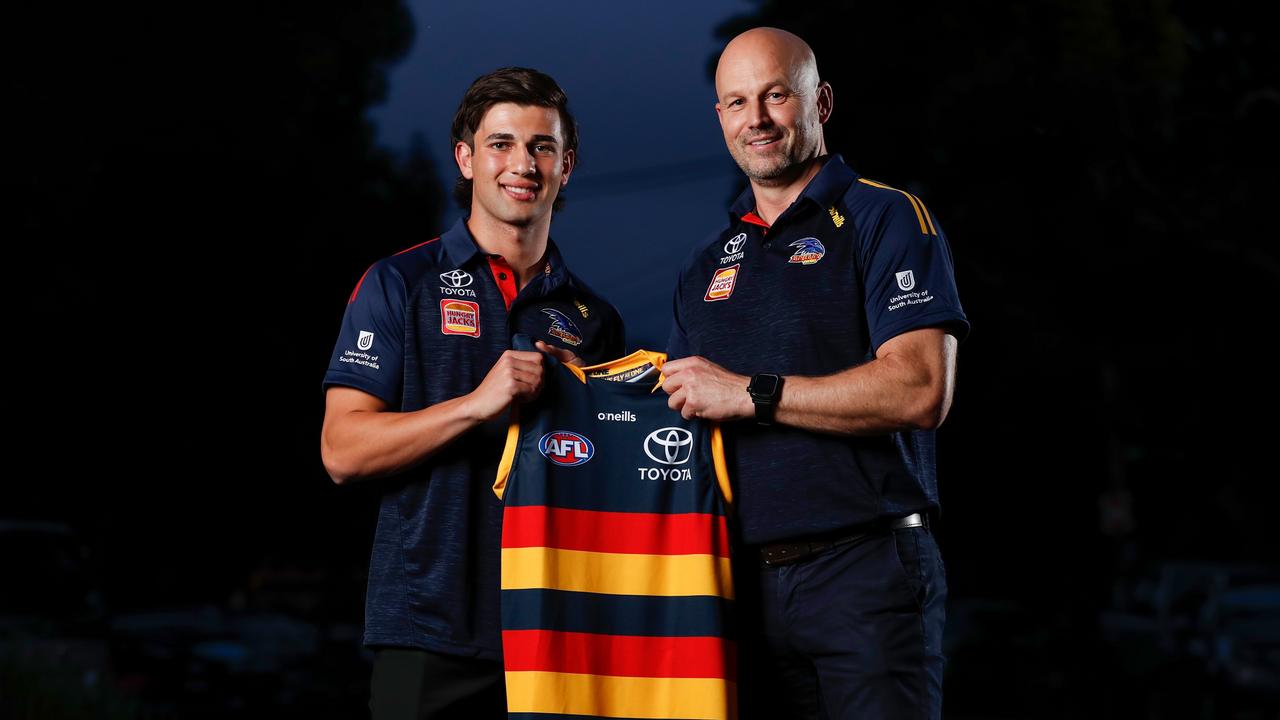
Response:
[662,327,958,434]
[321,349,546,484]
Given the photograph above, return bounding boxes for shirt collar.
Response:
[727,154,859,224]
[440,216,573,291]
[440,217,483,268]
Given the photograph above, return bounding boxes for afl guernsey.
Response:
[494,337,736,720]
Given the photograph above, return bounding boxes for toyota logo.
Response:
[723,233,747,254]
[643,427,693,465]
[439,270,473,288]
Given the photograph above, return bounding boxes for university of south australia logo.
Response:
[357,330,374,350]
[539,431,594,466]
[896,270,915,291]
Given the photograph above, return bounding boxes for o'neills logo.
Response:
[440,299,480,337]
[704,264,740,302]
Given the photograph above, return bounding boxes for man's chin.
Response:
[739,158,795,185]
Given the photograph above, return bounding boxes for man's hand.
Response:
[463,350,546,422]
[661,356,754,421]
[535,340,584,367]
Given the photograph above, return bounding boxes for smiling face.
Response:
[715,29,831,188]
[455,102,574,231]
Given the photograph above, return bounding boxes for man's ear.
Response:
[560,148,575,187]
[816,82,834,124]
[455,141,474,179]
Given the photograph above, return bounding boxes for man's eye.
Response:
[491,142,509,150]
[534,144,553,153]
[766,92,786,103]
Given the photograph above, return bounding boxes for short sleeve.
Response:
[322,261,406,407]
[859,194,969,351]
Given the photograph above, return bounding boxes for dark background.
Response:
[6,0,1277,717]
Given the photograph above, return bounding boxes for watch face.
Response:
[750,374,780,397]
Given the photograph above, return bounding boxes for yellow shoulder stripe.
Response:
[858,179,937,236]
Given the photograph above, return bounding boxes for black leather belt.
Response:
[759,513,926,567]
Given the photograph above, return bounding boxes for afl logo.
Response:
[643,427,693,465]
[723,233,747,254]
[539,431,594,466]
[439,269,473,288]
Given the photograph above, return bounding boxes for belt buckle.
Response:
[762,542,809,567]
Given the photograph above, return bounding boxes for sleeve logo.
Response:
[703,264,740,302]
[440,299,481,337]
[895,270,916,291]
[539,431,594,466]
[357,330,375,350]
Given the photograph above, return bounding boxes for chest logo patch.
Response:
[539,431,594,466]
[541,308,583,346]
[439,269,473,288]
[788,237,826,265]
[720,232,747,265]
[439,299,481,337]
[644,427,693,465]
[703,264,740,302]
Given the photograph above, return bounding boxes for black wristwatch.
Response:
[747,373,784,425]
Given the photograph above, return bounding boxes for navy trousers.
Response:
[737,526,947,720]
[369,648,505,720]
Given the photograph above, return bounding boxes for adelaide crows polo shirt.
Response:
[324,217,624,657]
[668,155,968,545]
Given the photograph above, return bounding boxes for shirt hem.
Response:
[362,632,500,661]
[870,308,970,352]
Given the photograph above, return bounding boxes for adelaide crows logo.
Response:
[541,308,583,346]
[788,237,826,265]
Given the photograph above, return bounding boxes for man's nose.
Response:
[746,100,773,130]
[511,145,537,175]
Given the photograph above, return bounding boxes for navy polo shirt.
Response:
[324,217,624,657]
[668,155,968,545]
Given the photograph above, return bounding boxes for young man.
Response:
[663,28,968,719]
[321,67,624,719]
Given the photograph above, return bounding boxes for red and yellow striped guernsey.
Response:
[495,341,735,720]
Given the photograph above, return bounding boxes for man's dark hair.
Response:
[450,67,579,213]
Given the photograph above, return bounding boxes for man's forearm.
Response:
[776,352,952,434]
[321,394,483,484]
[663,328,957,435]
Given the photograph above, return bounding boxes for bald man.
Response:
[662,28,968,719]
